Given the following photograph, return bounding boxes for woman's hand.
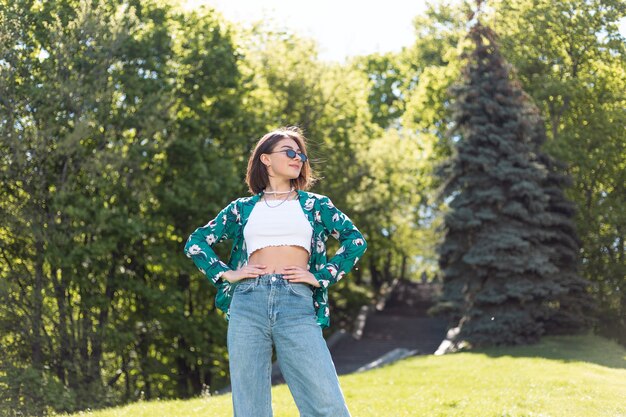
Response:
[223,264,267,283]
[281,266,321,288]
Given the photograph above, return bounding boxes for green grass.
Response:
[62,334,626,417]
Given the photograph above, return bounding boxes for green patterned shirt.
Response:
[184,190,367,328]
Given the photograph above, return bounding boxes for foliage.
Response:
[402,0,470,149]
[395,2,472,285]
[352,52,406,129]
[0,0,247,413]
[349,129,440,288]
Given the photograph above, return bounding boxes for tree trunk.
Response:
[32,239,44,370]
[133,244,152,400]
[369,259,382,290]
[353,263,363,285]
[175,271,196,397]
[400,255,407,281]
[137,330,152,400]
[383,250,392,284]
[89,250,119,389]
[79,293,93,383]
[52,267,71,386]
[121,354,131,402]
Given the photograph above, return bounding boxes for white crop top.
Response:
[243,200,313,257]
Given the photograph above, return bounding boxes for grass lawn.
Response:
[62,334,626,417]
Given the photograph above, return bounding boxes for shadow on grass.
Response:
[476,334,626,370]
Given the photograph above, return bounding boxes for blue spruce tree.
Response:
[434,22,589,347]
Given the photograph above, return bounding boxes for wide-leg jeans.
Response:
[227,273,351,417]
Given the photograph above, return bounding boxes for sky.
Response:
[182,0,626,63]
[182,0,428,62]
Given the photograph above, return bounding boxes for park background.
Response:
[0,0,624,415]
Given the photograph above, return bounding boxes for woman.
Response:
[184,126,367,417]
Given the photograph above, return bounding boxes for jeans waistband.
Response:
[235,274,285,288]
[242,273,315,290]
[255,273,285,281]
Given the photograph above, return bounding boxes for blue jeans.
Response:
[227,273,350,417]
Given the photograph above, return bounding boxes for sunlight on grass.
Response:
[62,335,626,417]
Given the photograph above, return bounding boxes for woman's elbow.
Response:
[183,231,201,256]
[354,235,367,253]
[183,236,192,255]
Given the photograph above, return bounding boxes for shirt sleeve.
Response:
[313,196,367,288]
[183,200,240,285]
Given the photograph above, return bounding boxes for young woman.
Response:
[184,127,367,417]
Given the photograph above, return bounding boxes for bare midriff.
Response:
[249,245,310,274]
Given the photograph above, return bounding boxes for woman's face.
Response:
[263,137,305,180]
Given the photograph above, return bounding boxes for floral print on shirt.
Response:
[184,190,367,329]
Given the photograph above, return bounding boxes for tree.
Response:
[435,21,572,347]
[352,53,406,129]
[0,1,160,412]
[349,129,438,289]
[155,5,250,399]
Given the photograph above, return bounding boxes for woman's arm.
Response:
[183,200,239,285]
[313,196,367,288]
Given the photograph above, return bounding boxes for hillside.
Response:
[60,334,626,417]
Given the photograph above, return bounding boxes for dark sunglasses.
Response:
[268,149,308,162]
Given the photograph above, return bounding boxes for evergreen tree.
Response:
[435,22,567,347]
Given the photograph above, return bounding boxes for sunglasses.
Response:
[268,149,308,162]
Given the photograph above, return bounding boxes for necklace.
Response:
[263,187,296,208]
[263,187,294,195]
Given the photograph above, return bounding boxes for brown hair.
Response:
[246,126,317,194]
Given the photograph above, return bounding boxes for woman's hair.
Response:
[246,126,317,194]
